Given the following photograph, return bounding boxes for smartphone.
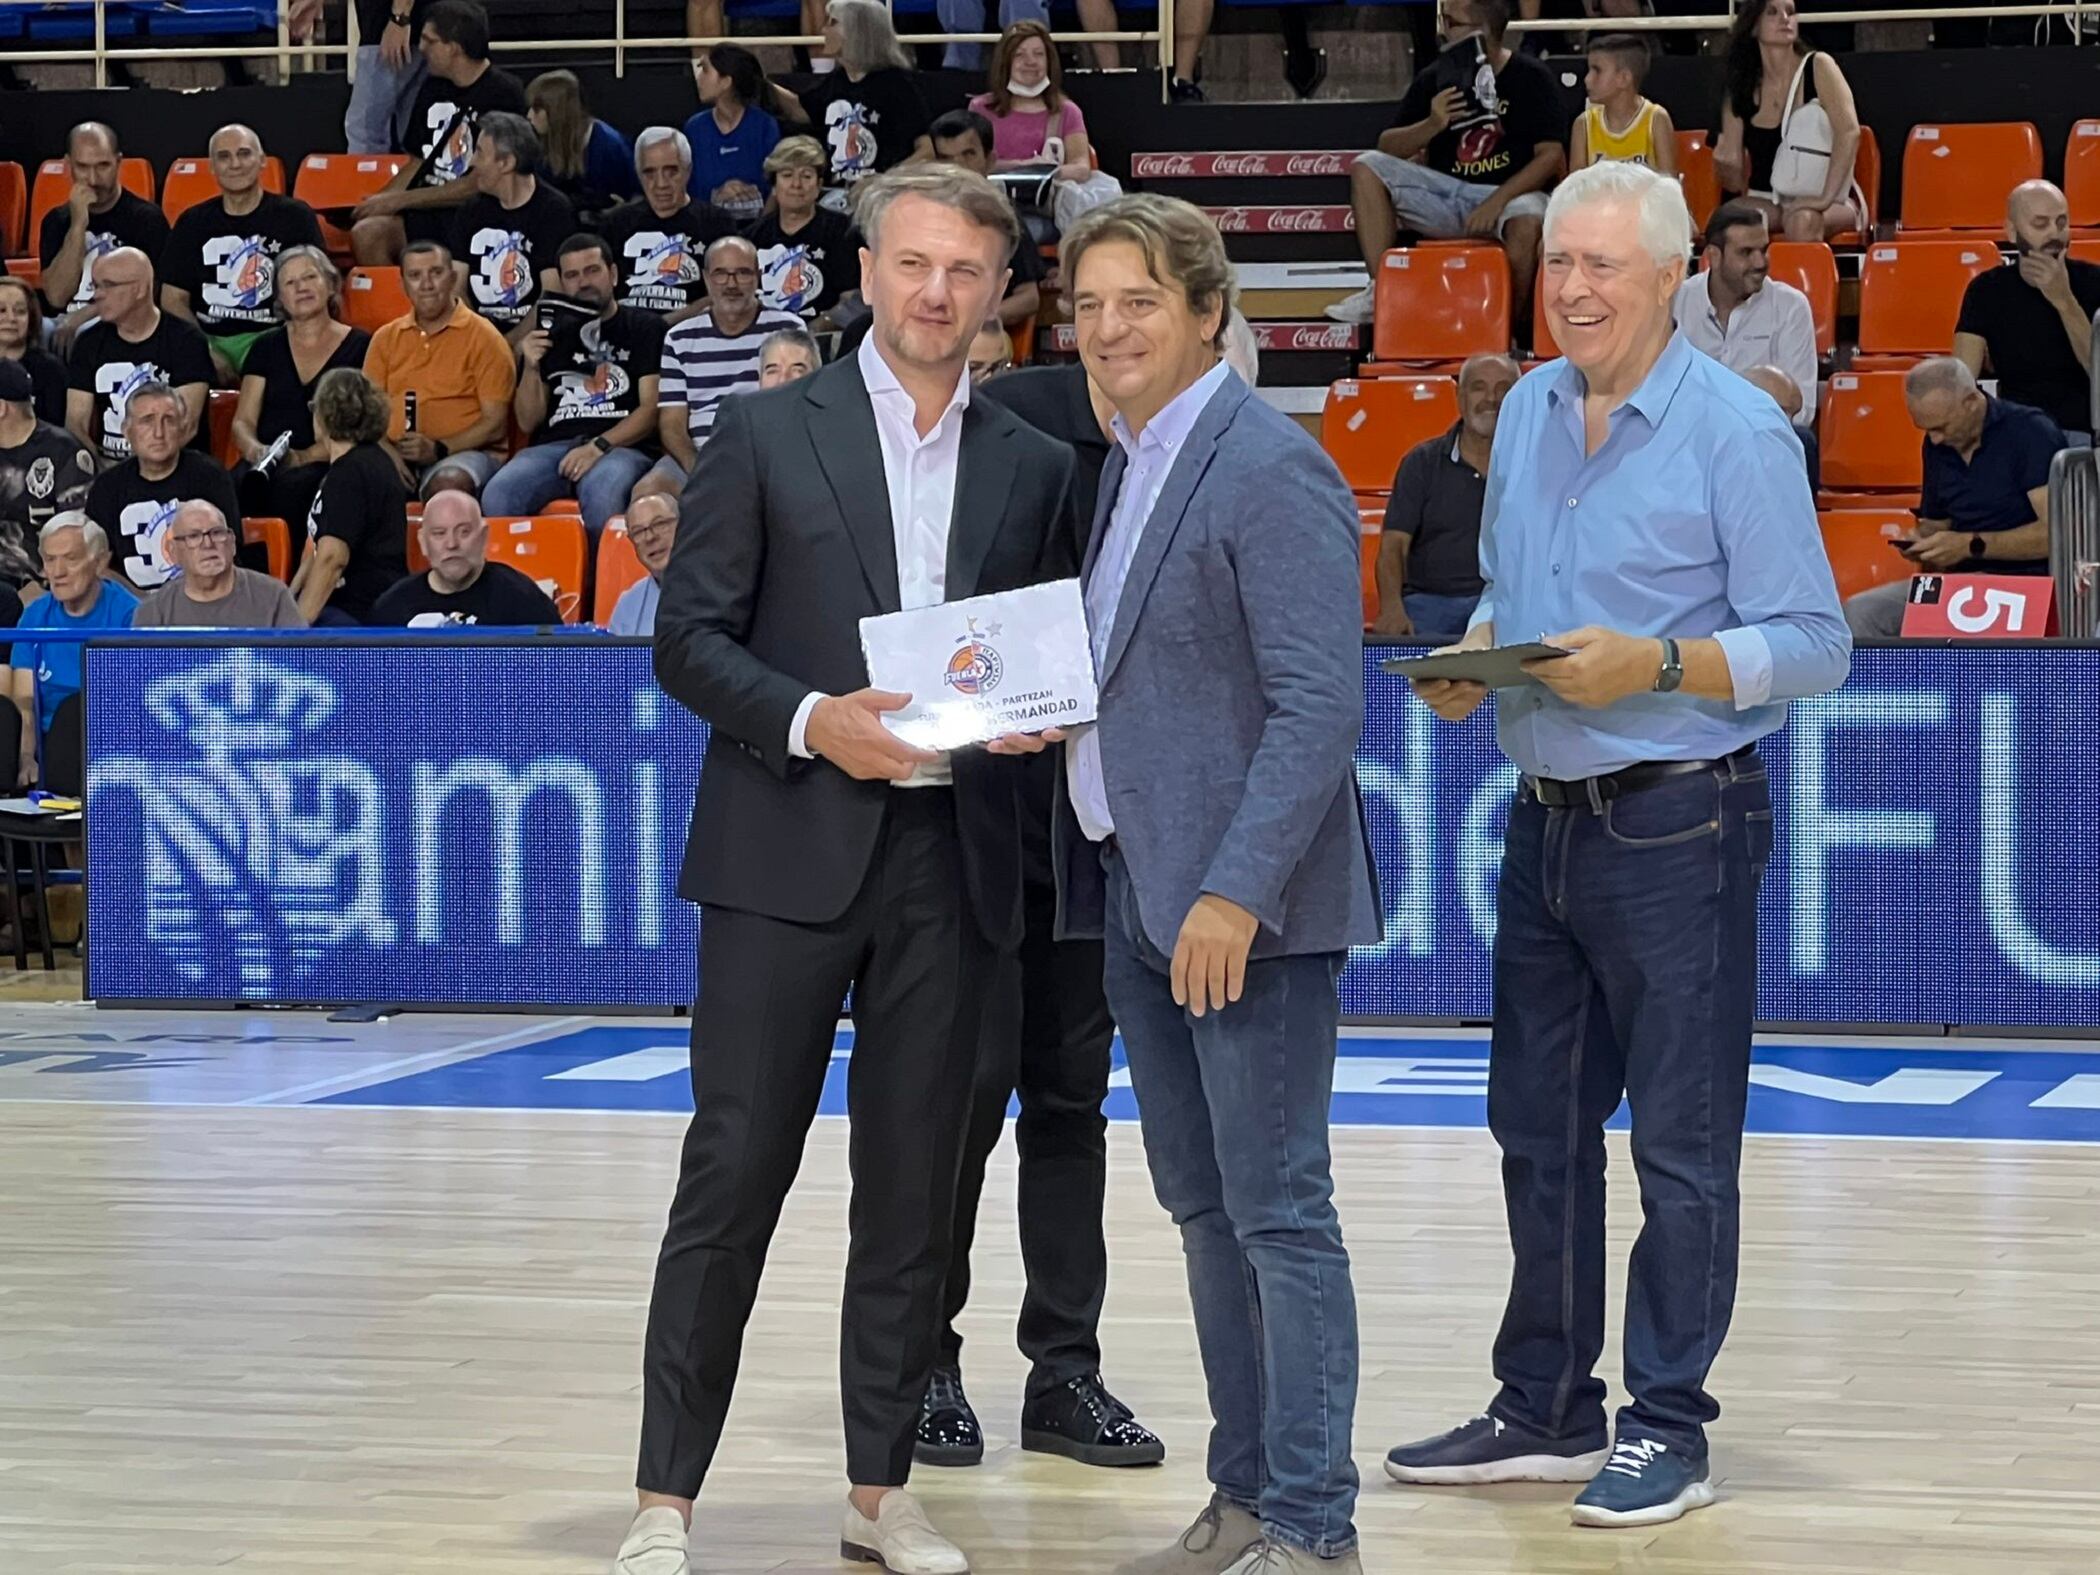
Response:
[403,389,418,434]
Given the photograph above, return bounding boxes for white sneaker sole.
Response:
[840,1538,971,1575]
[1570,1478,1717,1528]
[1385,1445,1610,1486]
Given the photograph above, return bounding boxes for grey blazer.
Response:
[1053,369,1382,960]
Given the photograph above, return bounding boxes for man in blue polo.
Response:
[1842,356,2064,639]
[1395,162,1850,1530]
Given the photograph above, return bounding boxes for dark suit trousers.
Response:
[638,788,1001,1494]
[938,871,1115,1394]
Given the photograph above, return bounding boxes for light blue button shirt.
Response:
[607,575,660,636]
[1070,358,1234,841]
[1474,331,1850,780]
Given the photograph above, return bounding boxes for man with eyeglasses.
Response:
[636,235,801,502]
[82,380,244,592]
[133,500,305,629]
[606,492,677,636]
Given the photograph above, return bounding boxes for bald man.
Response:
[367,489,562,627]
[1953,179,2100,441]
[38,122,169,330]
[1743,363,1819,490]
[606,492,677,635]
[161,124,326,383]
[65,248,215,466]
[1371,350,1520,642]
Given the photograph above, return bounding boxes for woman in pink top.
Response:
[967,21,1123,229]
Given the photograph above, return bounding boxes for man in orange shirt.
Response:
[361,238,514,497]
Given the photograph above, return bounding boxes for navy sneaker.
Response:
[1570,1436,1715,1527]
[1385,1413,1610,1486]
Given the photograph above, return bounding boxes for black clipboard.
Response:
[1382,642,1571,689]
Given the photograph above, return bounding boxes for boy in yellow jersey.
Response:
[1571,35,1678,177]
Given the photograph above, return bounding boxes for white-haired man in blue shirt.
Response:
[1391,161,1850,1530]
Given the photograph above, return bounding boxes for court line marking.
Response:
[231,1016,589,1106]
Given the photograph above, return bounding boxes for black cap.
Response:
[0,358,32,405]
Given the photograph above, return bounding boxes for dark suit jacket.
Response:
[978,363,1111,553]
[654,355,1077,948]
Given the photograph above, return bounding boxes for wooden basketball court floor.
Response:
[4,1000,2100,1574]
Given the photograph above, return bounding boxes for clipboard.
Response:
[1382,642,1571,689]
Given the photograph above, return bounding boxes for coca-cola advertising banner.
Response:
[1205,205,1355,233]
[1132,151,1357,179]
[1045,322,1360,354]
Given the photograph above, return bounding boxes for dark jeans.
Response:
[638,790,1002,1494]
[1487,754,1773,1457]
[1104,849,1359,1558]
[940,872,1114,1395]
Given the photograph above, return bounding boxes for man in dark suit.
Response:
[917,360,1164,1473]
[1052,195,1381,1575]
[619,164,1076,1575]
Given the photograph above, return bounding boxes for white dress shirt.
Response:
[1673,272,1820,424]
[1069,359,1234,841]
[787,332,971,787]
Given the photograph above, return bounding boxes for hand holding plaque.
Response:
[859,579,1099,753]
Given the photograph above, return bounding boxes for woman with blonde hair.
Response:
[744,136,864,321]
[526,69,639,224]
[774,0,932,192]
[230,245,369,531]
[969,20,1123,230]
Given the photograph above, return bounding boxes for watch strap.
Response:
[591,435,613,454]
[1970,533,1987,561]
[1653,636,1683,693]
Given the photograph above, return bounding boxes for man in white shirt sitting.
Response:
[1672,201,1818,426]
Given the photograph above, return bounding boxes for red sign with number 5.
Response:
[1900,574,2059,639]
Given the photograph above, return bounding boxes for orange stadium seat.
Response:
[344,266,410,332]
[207,389,238,468]
[0,162,25,257]
[1765,240,1838,357]
[2068,121,2100,236]
[1899,122,2042,237]
[1319,376,1459,496]
[594,518,649,626]
[30,157,155,249]
[242,515,292,583]
[1364,245,1511,373]
[295,153,408,261]
[161,155,286,222]
[1818,371,1922,509]
[1532,270,1561,361]
[2073,239,2100,266]
[1852,240,1997,371]
[1677,130,1719,231]
[1360,532,1381,629]
[486,514,588,623]
[1818,508,1918,602]
[1831,126,1880,247]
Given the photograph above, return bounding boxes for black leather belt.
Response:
[1526,746,1754,812]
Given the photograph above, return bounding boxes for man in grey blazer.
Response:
[1056,196,1381,1575]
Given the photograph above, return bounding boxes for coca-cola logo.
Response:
[1135,153,1198,177]
[1210,206,1253,231]
[1285,153,1350,176]
[1262,207,1341,232]
[1256,324,1357,352]
[1210,154,1271,177]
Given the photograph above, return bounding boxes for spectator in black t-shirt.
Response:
[369,489,561,626]
[0,359,94,591]
[230,246,371,538]
[774,0,934,192]
[0,279,70,428]
[482,234,663,537]
[350,0,528,267]
[295,367,410,625]
[1370,352,1517,642]
[602,128,738,321]
[746,135,863,323]
[1329,0,1566,329]
[160,125,328,386]
[66,249,216,467]
[929,111,1044,331]
[1953,180,2100,444]
[39,122,170,341]
[449,113,577,342]
[84,380,246,594]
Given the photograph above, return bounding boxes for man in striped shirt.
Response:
[642,235,802,498]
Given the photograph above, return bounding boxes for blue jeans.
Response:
[345,43,428,155]
[481,443,654,537]
[936,0,1049,69]
[1103,850,1359,1557]
[1487,755,1773,1457]
[1401,589,1479,645]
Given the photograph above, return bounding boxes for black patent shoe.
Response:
[914,1364,985,1467]
[1021,1373,1166,1467]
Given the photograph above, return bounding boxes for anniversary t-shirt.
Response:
[746,206,862,319]
[66,312,218,463]
[368,560,561,627]
[534,306,666,448]
[305,441,410,621]
[1394,40,1567,186]
[38,189,171,313]
[402,65,529,189]
[602,197,739,315]
[0,421,95,586]
[160,192,328,335]
[451,182,576,330]
[797,68,930,188]
[84,449,246,591]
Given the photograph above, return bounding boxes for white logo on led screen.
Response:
[87,649,669,994]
